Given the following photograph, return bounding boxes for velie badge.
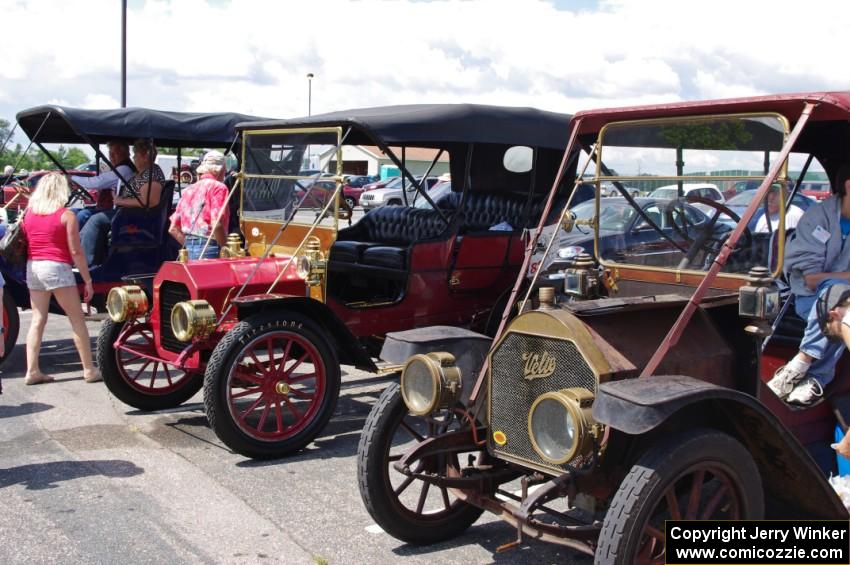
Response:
[522,351,556,380]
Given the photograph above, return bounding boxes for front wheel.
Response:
[98,319,203,410]
[203,312,340,459]
[357,383,484,544]
[0,289,19,365]
[595,429,763,565]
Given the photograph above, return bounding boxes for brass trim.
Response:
[106,285,148,323]
[401,354,441,416]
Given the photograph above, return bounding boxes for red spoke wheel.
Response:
[203,312,340,459]
[98,319,202,411]
[357,382,483,545]
[0,289,20,365]
[596,429,763,565]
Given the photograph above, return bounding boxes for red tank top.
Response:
[23,208,74,264]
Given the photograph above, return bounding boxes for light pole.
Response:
[307,73,314,116]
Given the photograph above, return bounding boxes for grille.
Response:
[488,331,597,474]
[159,281,191,353]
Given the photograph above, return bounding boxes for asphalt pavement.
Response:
[0,309,590,564]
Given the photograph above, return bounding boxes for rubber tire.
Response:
[357,382,484,544]
[344,196,357,209]
[98,319,203,411]
[203,312,340,459]
[0,290,19,366]
[595,429,764,565]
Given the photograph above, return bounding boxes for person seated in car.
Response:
[168,150,229,259]
[80,139,164,266]
[70,140,136,229]
[768,164,850,405]
[754,183,804,234]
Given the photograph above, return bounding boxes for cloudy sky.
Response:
[2,0,848,134]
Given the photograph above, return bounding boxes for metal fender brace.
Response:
[640,101,817,378]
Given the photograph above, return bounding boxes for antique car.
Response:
[99,103,575,460]
[357,92,850,563]
[0,105,264,362]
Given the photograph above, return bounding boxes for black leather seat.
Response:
[361,246,407,269]
[330,240,375,263]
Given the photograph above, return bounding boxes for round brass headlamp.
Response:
[171,300,216,342]
[400,352,462,416]
[106,285,149,323]
[295,255,312,279]
[528,387,596,465]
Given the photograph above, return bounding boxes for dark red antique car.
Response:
[99,104,575,459]
[357,92,850,563]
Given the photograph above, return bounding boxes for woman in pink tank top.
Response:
[21,173,100,385]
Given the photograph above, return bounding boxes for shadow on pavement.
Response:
[0,402,53,419]
[391,520,593,563]
[0,459,144,490]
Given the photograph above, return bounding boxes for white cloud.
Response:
[0,0,849,133]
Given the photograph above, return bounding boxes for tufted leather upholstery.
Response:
[440,191,530,232]
[331,191,539,270]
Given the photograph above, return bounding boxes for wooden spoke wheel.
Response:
[596,429,763,565]
[203,313,340,459]
[357,382,483,544]
[98,319,202,410]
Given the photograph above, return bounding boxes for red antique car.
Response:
[357,92,850,563]
[99,104,575,459]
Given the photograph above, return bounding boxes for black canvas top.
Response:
[237,104,572,149]
[16,105,269,147]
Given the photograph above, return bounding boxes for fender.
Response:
[231,294,376,371]
[594,375,847,519]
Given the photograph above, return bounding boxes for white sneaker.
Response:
[767,364,807,399]
[786,377,824,406]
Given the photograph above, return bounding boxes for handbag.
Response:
[0,210,28,267]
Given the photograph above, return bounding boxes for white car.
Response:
[649,182,725,203]
[360,176,440,210]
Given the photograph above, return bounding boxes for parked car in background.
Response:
[650,182,724,203]
[800,180,831,200]
[362,175,398,191]
[343,175,377,188]
[553,197,731,269]
[723,188,813,230]
[599,181,641,197]
[295,179,366,209]
[359,176,440,210]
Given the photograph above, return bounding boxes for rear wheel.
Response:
[0,289,19,365]
[98,319,203,410]
[357,383,484,544]
[596,429,763,565]
[203,312,340,459]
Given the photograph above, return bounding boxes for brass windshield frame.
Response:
[593,112,791,282]
[239,126,344,238]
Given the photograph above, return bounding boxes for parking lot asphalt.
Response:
[1,310,590,565]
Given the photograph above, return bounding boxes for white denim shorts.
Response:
[26,260,76,291]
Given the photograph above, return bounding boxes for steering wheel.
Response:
[66,176,97,205]
[664,196,752,270]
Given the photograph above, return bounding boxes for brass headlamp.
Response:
[106,285,149,323]
[528,387,598,465]
[171,300,216,342]
[400,352,463,416]
[295,236,326,286]
[739,266,779,337]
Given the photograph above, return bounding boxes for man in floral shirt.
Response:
[168,150,230,259]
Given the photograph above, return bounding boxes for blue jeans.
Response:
[76,207,96,230]
[80,209,117,265]
[795,278,849,386]
[185,236,220,260]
